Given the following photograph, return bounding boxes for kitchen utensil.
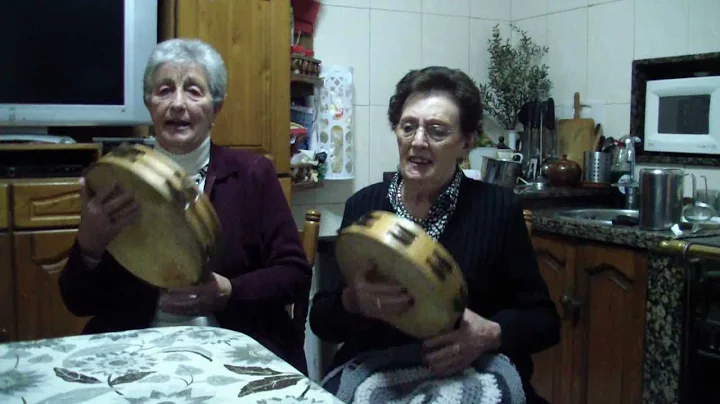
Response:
[544,98,555,130]
[481,157,523,188]
[594,124,604,152]
[682,173,718,223]
[582,151,612,185]
[546,154,582,187]
[517,177,546,191]
[638,168,685,230]
[557,92,596,164]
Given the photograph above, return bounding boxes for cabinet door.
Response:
[0,233,14,342]
[0,183,8,230]
[573,243,647,404]
[14,230,88,341]
[169,0,291,174]
[530,233,577,404]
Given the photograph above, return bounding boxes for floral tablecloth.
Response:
[0,326,341,403]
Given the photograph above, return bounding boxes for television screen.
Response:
[0,0,125,106]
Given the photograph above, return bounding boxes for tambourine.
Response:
[83,143,221,289]
[335,210,468,339]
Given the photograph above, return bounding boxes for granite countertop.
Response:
[531,208,720,250]
[514,185,613,200]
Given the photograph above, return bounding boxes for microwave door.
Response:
[644,76,720,154]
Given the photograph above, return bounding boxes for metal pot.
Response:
[639,168,684,230]
[481,157,523,188]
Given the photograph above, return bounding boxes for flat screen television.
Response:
[0,0,158,129]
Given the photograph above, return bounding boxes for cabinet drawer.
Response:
[0,184,8,230]
[13,180,82,229]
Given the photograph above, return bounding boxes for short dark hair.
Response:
[387,66,483,138]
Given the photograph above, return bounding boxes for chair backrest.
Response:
[288,209,321,344]
[523,209,532,235]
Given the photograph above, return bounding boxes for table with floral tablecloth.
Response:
[0,326,341,403]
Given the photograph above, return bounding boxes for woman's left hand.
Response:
[160,272,232,316]
[422,309,502,377]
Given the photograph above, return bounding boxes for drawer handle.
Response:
[561,293,583,324]
[0,328,8,343]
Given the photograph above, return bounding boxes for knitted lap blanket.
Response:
[321,343,526,404]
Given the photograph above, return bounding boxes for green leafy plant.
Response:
[479,24,551,130]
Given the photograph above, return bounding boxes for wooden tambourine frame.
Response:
[84,143,221,289]
[335,210,468,338]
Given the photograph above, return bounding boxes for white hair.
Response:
[143,38,227,109]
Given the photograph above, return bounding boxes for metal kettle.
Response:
[639,168,685,230]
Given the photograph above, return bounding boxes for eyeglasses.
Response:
[396,122,455,142]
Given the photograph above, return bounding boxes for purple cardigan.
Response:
[59,144,312,373]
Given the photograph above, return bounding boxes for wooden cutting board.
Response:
[557,92,596,165]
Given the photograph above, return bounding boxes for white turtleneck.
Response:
[149,135,217,328]
[153,135,212,192]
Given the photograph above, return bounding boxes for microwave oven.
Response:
[644,75,720,154]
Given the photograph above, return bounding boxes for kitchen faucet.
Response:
[612,135,642,210]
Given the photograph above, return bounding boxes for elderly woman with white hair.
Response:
[59,39,312,373]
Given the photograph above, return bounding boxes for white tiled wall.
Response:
[293,0,511,237]
[512,0,720,197]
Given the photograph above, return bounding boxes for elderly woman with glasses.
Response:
[309,66,560,402]
[59,39,311,373]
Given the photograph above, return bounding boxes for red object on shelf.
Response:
[292,0,320,35]
[291,44,306,55]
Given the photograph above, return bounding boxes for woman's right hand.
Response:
[77,178,140,259]
[341,280,414,322]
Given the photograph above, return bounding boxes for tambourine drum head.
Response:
[336,218,466,339]
[84,161,205,289]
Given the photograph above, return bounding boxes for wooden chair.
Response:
[523,209,533,235]
[287,209,321,344]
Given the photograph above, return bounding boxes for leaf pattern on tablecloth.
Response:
[223,365,283,377]
[90,330,159,342]
[63,350,156,377]
[35,387,113,404]
[238,374,305,398]
[0,369,44,395]
[53,368,102,384]
[0,326,340,403]
[165,353,191,362]
[124,388,213,403]
[206,375,240,386]
[28,354,54,364]
[176,365,203,376]
[109,371,155,386]
[225,345,276,365]
[159,346,213,362]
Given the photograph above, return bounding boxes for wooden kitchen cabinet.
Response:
[530,232,648,404]
[0,234,14,343]
[13,230,88,341]
[530,234,577,403]
[159,0,291,175]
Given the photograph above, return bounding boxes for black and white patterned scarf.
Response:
[388,168,462,240]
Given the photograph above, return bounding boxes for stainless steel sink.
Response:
[553,208,639,225]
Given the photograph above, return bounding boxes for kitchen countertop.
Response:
[514,185,614,199]
[531,207,720,249]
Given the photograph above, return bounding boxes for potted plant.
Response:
[479,24,551,145]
